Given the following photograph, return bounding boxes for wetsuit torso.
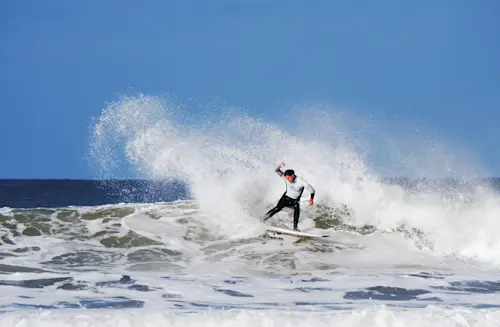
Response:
[283,176,310,199]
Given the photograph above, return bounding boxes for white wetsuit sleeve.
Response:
[301,178,315,198]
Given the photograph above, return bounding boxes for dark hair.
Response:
[284,169,295,176]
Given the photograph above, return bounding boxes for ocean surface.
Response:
[3,94,500,326]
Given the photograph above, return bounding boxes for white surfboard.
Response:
[265,225,328,238]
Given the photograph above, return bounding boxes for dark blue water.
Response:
[2,178,499,209]
[0,179,189,208]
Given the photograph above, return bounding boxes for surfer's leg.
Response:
[292,201,300,231]
[262,194,287,221]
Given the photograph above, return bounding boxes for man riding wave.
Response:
[262,162,315,231]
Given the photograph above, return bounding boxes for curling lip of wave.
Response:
[86,94,500,265]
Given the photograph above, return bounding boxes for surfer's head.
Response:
[284,169,295,182]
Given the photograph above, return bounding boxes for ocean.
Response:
[2,94,500,326]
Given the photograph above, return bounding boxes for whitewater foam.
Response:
[1,306,500,327]
[87,94,500,266]
[3,201,500,326]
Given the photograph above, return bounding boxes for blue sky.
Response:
[1,0,499,179]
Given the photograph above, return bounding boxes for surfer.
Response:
[262,162,315,231]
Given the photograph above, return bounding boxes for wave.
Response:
[3,202,500,317]
[84,94,500,266]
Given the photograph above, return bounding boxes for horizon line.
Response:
[1,177,500,181]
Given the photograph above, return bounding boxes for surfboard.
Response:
[265,225,328,238]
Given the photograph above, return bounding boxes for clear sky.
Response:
[1,0,499,179]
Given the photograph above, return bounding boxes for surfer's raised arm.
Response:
[274,162,286,177]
